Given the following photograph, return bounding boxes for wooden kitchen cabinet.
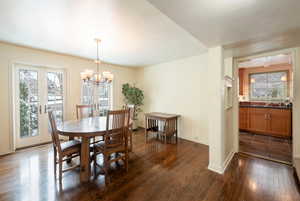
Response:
[239,107,292,138]
[248,108,269,134]
[239,107,249,130]
[268,109,292,137]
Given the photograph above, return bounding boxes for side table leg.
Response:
[175,118,178,144]
[145,117,148,143]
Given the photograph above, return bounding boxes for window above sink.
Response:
[249,71,289,101]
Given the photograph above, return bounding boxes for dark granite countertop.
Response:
[240,105,292,109]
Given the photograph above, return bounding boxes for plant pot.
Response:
[132,120,139,131]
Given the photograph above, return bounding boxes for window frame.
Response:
[80,81,113,115]
[249,70,289,101]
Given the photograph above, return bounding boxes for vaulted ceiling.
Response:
[0,0,206,67]
[0,0,300,67]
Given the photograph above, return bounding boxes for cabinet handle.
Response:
[39,105,42,114]
[44,105,47,114]
[268,113,271,120]
[264,114,267,119]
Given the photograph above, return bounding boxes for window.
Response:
[249,71,288,101]
[47,71,64,123]
[81,82,94,105]
[81,82,112,116]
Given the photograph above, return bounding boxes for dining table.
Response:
[57,116,107,182]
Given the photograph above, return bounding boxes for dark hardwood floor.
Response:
[239,131,292,163]
[0,129,299,201]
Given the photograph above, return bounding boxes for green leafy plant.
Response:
[20,82,30,137]
[122,83,144,120]
[19,81,38,137]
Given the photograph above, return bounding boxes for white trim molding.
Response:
[0,151,14,156]
[208,150,235,174]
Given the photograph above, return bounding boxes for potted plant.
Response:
[122,83,144,130]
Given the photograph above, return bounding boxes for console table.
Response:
[144,112,180,143]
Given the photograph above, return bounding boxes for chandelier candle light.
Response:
[80,39,114,84]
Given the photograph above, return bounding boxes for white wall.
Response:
[136,54,210,145]
[0,42,137,155]
[206,46,227,173]
[137,48,232,173]
[223,58,236,170]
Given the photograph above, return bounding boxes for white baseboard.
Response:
[208,164,224,174]
[208,150,235,174]
[179,135,209,146]
[222,150,235,172]
[0,150,14,156]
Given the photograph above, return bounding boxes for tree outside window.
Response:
[19,70,38,137]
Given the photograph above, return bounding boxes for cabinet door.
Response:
[248,108,268,133]
[268,109,291,137]
[239,107,248,130]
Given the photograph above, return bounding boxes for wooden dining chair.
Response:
[93,109,130,183]
[48,111,81,184]
[76,104,94,119]
[76,104,102,144]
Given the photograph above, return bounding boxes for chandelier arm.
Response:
[81,39,113,85]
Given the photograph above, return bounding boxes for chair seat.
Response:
[94,142,126,154]
[61,140,81,155]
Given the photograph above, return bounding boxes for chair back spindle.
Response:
[76,104,94,120]
[48,111,62,153]
[105,109,130,149]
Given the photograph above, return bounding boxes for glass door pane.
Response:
[19,69,39,138]
[47,71,64,123]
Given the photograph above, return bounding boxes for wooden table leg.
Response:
[80,137,90,182]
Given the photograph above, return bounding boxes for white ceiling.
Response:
[1,0,300,67]
[147,0,300,47]
[0,0,206,67]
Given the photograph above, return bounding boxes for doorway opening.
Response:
[237,53,293,164]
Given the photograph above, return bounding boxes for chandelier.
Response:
[80,39,113,84]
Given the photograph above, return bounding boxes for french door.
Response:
[14,64,65,148]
